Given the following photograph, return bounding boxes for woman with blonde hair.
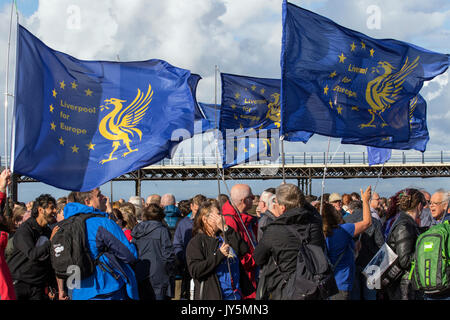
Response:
[118,204,137,242]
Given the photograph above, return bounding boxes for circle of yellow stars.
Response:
[322,39,376,116]
[51,80,95,153]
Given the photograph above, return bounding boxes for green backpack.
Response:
[410,220,450,294]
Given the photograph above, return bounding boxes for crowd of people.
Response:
[0,167,449,301]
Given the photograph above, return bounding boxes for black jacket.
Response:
[257,210,276,243]
[385,212,421,299]
[386,212,420,273]
[253,203,326,299]
[186,227,254,300]
[6,217,53,286]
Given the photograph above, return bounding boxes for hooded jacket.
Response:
[253,203,326,300]
[64,202,139,300]
[131,220,176,298]
[222,200,258,299]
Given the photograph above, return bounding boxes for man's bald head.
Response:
[230,184,254,213]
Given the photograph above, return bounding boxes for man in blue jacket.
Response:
[66,188,139,300]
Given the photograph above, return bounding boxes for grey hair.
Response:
[435,189,449,204]
[260,191,274,206]
[276,183,305,211]
[348,200,362,211]
[268,194,277,212]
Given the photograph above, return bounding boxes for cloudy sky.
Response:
[0,0,448,202]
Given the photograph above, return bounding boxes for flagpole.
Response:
[320,137,332,216]
[212,68,236,298]
[372,163,385,196]
[214,65,222,197]
[280,134,286,184]
[4,0,15,170]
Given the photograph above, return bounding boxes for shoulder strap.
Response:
[286,224,347,272]
[331,245,348,272]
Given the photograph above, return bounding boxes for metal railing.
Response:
[3,151,449,169]
[154,150,450,167]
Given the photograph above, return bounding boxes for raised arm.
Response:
[353,186,373,237]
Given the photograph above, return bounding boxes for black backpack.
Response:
[276,225,339,300]
[50,213,104,279]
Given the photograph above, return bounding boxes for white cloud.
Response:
[0,1,448,197]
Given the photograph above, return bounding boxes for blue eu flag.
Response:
[195,102,220,134]
[367,147,392,166]
[281,1,449,141]
[219,73,312,168]
[12,25,196,191]
[342,95,429,152]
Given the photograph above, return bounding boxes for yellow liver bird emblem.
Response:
[361,56,420,128]
[99,84,153,164]
[266,93,281,128]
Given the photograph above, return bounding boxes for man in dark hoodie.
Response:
[7,194,58,300]
[253,183,326,300]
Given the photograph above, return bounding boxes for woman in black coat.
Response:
[186,199,255,300]
[385,188,426,300]
[131,204,176,300]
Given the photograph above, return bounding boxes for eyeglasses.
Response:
[430,201,445,206]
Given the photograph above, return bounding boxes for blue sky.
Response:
[0,0,449,203]
[0,0,37,17]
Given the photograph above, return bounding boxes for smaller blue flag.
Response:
[219,73,311,168]
[367,147,391,166]
[194,102,220,134]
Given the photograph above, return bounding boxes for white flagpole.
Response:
[214,65,222,196]
[4,0,16,170]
